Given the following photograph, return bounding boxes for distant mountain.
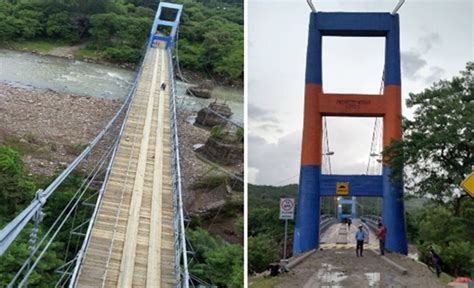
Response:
[249,183,428,213]
[248,184,298,209]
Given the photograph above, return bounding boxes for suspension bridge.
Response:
[294,0,408,256]
[0,3,193,287]
[270,1,449,286]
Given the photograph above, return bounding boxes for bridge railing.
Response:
[67,45,151,287]
[320,214,337,234]
[167,48,190,288]
[360,215,382,232]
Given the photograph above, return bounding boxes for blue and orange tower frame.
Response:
[149,2,183,49]
[293,12,408,255]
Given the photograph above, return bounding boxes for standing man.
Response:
[355,225,366,257]
[376,222,387,255]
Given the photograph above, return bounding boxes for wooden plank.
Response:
[118,48,162,287]
[147,46,166,287]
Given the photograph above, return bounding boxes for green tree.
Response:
[0,146,34,220]
[416,204,474,277]
[384,62,474,216]
[46,12,79,41]
[248,234,278,273]
[187,228,243,287]
[206,244,243,287]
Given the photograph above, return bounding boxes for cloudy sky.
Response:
[248,0,473,185]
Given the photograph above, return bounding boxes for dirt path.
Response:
[277,249,444,288]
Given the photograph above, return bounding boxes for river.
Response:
[0,49,243,124]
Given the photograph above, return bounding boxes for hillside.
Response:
[0,0,243,81]
[248,183,297,209]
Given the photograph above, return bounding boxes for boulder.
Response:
[195,102,233,128]
[197,136,243,166]
[186,86,212,98]
[186,80,214,99]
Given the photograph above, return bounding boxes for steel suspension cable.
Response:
[10,134,118,287]
[366,70,385,175]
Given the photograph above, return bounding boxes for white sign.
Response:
[279,198,295,220]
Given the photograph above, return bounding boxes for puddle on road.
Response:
[314,264,394,288]
[317,263,348,287]
[365,273,380,287]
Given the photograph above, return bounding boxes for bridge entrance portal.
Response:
[293,12,407,255]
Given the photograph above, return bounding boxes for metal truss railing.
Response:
[67,46,149,287]
[320,214,337,234]
[360,215,382,232]
[167,48,190,288]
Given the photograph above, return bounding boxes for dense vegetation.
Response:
[0,0,243,81]
[0,146,92,286]
[187,228,243,287]
[384,62,474,277]
[247,184,296,274]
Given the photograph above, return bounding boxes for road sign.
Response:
[279,198,295,220]
[461,172,474,197]
[336,182,349,196]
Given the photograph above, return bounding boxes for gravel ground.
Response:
[277,249,444,288]
[0,83,120,175]
[177,111,215,210]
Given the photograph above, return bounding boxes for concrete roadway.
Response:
[276,219,444,287]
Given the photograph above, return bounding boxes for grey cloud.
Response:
[424,66,445,84]
[418,32,441,53]
[248,131,301,185]
[401,32,443,82]
[401,50,427,79]
[248,103,279,123]
[257,123,284,134]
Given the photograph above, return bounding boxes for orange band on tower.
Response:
[301,84,322,165]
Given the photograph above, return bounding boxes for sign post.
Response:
[280,198,295,263]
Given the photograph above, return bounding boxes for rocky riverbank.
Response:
[0,83,120,175]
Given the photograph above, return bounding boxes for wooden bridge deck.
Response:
[76,47,176,287]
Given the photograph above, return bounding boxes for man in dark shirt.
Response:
[376,222,387,255]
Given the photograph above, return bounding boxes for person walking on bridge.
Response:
[376,222,386,255]
[355,225,366,257]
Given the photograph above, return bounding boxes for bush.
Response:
[190,174,228,190]
[187,228,243,287]
[206,244,243,287]
[442,241,474,277]
[103,46,142,63]
[210,125,226,140]
[416,204,474,277]
[0,146,35,219]
[248,234,278,274]
[236,127,244,143]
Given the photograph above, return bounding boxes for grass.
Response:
[190,174,229,190]
[74,47,103,61]
[0,132,53,160]
[65,143,87,155]
[3,39,70,52]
